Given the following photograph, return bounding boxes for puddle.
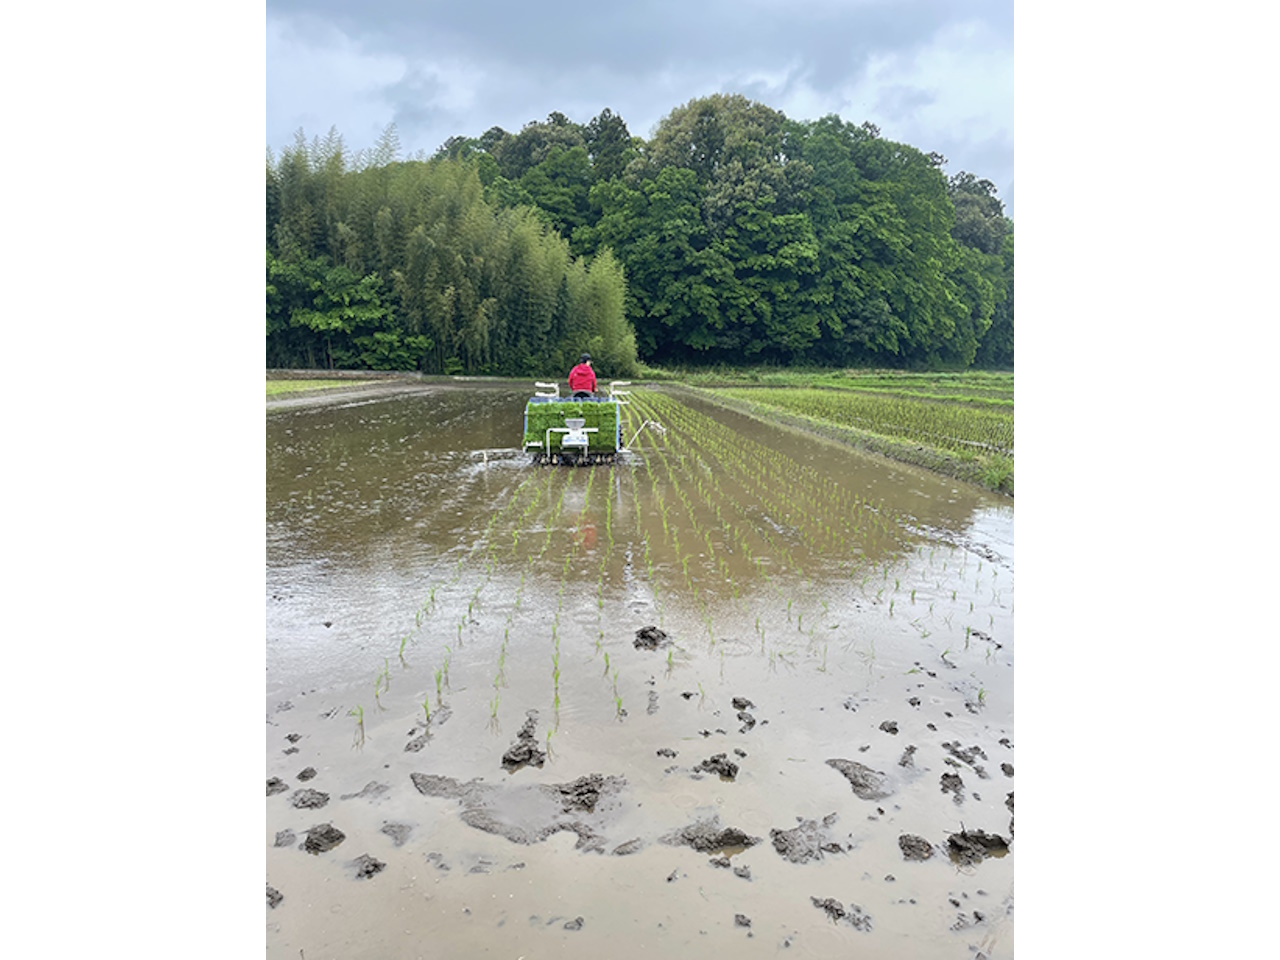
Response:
[267,382,1014,958]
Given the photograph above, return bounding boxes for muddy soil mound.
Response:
[940,772,965,804]
[411,771,627,851]
[555,773,618,812]
[947,829,1009,866]
[898,834,935,861]
[810,897,873,931]
[302,823,345,854]
[266,884,283,909]
[341,782,389,801]
[825,759,892,800]
[769,813,848,863]
[693,753,739,780]
[352,854,386,879]
[634,626,671,650]
[660,816,762,853]
[381,822,412,847]
[290,788,329,809]
[501,711,546,771]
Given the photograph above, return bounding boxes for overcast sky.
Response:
[267,0,1014,217]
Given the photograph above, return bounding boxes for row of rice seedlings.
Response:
[628,391,822,665]
[640,391,890,565]
[652,389,906,559]
[631,390,897,673]
[633,391,822,584]
[637,419,719,643]
[714,386,1014,457]
[398,469,540,658]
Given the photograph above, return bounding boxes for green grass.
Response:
[266,379,375,397]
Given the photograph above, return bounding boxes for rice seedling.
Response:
[348,705,365,748]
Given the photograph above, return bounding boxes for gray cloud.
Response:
[267,0,1013,214]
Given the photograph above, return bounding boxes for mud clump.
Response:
[732,697,755,711]
[737,712,757,732]
[634,626,671,650]
[810,897,872,931]
[563,917,584,931]
[266,778,288,797]
[302,823,345,854]
[556,774,613,812]
[1001,762,1014,777]
[274,830,296,848]
[898,834,935,861]
[694,753,739,781]
[380,822,412,847]
[940,773,965,804]
[352,853,386,879]
[947,829,1010,866]
[661,816,762,853]
[734,914,751,928]
[656,748,678,758]
[733,865,752,880]
[340,782,389,801]
[502,711,546,771]
[297,767,317,782]
[879,720,899,735]
[769,813,847,864]
[647,691,659,715]
[826,759,892,800]
[942,741,988,767]
[290,788,329,809]
[611,838,644,856]
[411,771,627,852]
[266,884,283,909]
[1006,791,1014,814]
[898,745,917,768]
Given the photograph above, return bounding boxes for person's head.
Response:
[579,353,592,365]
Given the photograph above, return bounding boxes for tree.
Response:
[584,108,634,181]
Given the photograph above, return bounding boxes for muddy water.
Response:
[267,382,1014,959]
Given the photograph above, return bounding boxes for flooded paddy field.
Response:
[266,382,1014,959]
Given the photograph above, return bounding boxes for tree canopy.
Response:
[268,96,1013,373]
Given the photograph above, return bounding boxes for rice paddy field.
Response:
[266,379,1014,959]
[697,371,1014,493]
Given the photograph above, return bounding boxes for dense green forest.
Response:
[267,94,1013,374]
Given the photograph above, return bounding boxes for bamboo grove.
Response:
[268,94,1014,374]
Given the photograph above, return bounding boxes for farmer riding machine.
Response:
[522,380,633,466]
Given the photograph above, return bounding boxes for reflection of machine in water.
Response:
[521,380,638,466]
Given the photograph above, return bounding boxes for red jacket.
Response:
[568,363,596,393]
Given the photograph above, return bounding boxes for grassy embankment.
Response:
[640,366,1014,495]
[266,378,377,397]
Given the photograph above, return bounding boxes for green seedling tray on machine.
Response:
[523,397,621,463]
